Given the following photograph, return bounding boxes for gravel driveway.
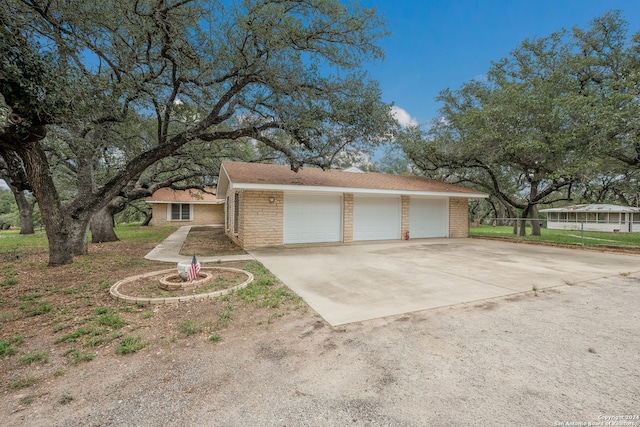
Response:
[5,272,639,426]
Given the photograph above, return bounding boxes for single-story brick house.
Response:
[145,187,224,226]
[216,161,488,249]
[540,204,640,232]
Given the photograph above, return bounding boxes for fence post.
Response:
[581,222,584,246]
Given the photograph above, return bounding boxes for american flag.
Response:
[187,255,200,282]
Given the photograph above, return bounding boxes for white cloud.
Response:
[391,106,418,128]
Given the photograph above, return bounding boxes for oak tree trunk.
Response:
[141,211,152,227]
[530,205,541,236]
[11,187,35,235]
[16,143,74,265]
[90,205,119,243]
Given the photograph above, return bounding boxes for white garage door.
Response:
[284,194,342,244]
[354,197,400,241]
[410,198,448,238]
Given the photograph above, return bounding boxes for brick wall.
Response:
[343,194,353,243]
[150,203,224,226]
[401,195,410,240]
[449,197,469,238]
[234,190,284,249]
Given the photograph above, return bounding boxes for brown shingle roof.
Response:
[221,162,486,196]
[146,188,222,203]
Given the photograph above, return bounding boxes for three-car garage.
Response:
[218,161,487,249]
[282,193,448,244]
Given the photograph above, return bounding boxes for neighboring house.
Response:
[216,161,488,249]
[540,204,640,233]
[145,188,224,226]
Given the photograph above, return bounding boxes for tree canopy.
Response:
[399,11,640,234]
[0,0,395,265]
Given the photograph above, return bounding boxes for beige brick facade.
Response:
[448,197,470,238]
[150,203,224,226]
[343,194,353,243]
[226,190,284,249]
[401,195,410,240]
[224,191,472,248]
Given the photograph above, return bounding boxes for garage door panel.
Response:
[284,194,342,244]
[354,197,400,241]
[410,198,447,238]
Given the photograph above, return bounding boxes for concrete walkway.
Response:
[144,225,254,263]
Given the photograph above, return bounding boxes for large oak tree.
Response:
[0,0,395,265]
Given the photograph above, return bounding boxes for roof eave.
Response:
[216,164,231,199]
[230,183,488,198]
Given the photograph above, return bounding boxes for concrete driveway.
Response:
[250,238,640,326]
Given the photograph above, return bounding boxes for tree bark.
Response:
[15,142,74,265]
[90,205,119,243]
[141,211,152,227]
[14,190,35,235]
[530,204,541,236]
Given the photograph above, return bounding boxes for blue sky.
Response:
[359,0,640,127]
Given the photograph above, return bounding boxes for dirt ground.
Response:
[1,232,639,426]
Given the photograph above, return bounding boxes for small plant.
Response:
[209,335,222,343]
[0,335,24,358]
[1,276,18,288]
[9,375,37,390]
[117,336,146,354]
[17,293,43,301]
[60,392,74,405]
[179,319,203,336]
[54,369,65,377]
[532,284,539,296]
[64,349,95,365]
[21,301,54,317]
[267,312,284,324]
[142,311,154,319]
[564,280,575,286]
[56,327,92,343]
[95,312,127,329]
[21,351,49,365]
[619,272,630,277]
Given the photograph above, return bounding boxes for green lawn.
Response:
[0,224,177,255]
[470,224,640,248]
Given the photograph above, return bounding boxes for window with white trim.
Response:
[170,203,191,220]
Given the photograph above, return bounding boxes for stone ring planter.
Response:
[109,267,254,305]
[157,272,213,291]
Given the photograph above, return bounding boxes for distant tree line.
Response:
[394,11,640,235]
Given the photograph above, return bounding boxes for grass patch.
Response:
[0,334,24,358]
[209,334,221,343]
[10,375,37,390]
[64,349,95,365]
[179,319,203,336]
[216,304,233,328]
[20,301,54,317]
[471,225,640,248]
[94,312,127,329]
[21,351,49,365]
[142,311,154,319]
[0,229,49,254]
[116,335,146,355]
[1,276,18,288]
